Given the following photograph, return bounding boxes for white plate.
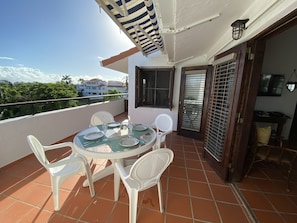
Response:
[83,132,104,141]
[133,124,148,131]
[119,137,139,147]
[108,122,121,128]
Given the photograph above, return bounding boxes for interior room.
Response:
[254,25,297,145]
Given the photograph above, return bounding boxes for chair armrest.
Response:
[283,148,297,153]
[157,129,172,136]
[115,162,129,179]
[165,129,173,134]
[260,143,284,150]
[279,148,297,165]
[48,155,86,168]
[157,131,166,137]
[43,142,74,151]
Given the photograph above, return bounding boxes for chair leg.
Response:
[245,156,256,177]
[52,177,60,211]
[286,165,293,192]
[85,165,95,197]
[157,181,164,213]
[129,190,138,223]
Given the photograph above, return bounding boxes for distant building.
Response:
[76,78,127,97]
[107,80,127,93]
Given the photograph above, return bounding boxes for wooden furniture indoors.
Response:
[253,111,290,140]
[246,123,297,191]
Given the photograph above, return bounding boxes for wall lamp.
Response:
[231,19,249,40]
[286,69,297,92]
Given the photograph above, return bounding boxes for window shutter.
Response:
[135,66,142,108]
[168,67,175,110]
[204,54,237,161]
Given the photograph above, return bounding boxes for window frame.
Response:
[135,66,175,110]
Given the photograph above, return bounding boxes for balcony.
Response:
[1,100,297,222]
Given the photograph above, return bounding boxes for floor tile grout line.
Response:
[183,138,196,223]
[196,142,224,223]
[261,191,289,222]
[231,183,258,223]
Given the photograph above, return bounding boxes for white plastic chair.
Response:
[90,111,115,126]
[27,135,95,211]
[153,114,173,149]
[115,148,174,223]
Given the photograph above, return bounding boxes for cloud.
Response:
[0,57,15,61]
[97,56,105,61]
[0,65,123,84]
[0,65,61,83]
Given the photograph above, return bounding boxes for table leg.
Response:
[82,164,114,187]
[114,159,124,201]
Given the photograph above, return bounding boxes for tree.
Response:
[122,75,128,91]
[105,89,122,100]
[0,82,78,120]
[78,78,85,84]
[0,80,13,98]
[61,75,72,85]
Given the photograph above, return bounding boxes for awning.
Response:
[96,0,164,56]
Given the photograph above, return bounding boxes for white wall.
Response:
[255,26,297,139]
[0,99,125,168]
[126,2,297,136]
[210,0,297,62]
[127,51,209,130]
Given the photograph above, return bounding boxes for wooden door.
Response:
[177,66,212,139]
[203,9,297,182]
[203,42,250,180]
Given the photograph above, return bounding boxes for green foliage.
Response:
[0,82,78,120]
[104,89,122,100]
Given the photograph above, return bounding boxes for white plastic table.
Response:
[73,123,156,200]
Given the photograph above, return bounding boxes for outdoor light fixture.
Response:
[286,69,297,92]
[231,19,249,40]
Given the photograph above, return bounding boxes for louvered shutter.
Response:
[204,54,237,161]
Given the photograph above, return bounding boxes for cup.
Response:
[102,124,107,134]
[128,121,133,137]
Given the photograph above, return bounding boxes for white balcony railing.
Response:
[0,99,126,168]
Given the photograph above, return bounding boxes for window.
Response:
[135,66,175,109]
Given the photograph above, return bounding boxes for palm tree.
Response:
[78,78,85,84]
[122,75,128,91]
[61,75,72,85]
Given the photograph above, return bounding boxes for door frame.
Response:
[177,65,212,139]
[229,8,297,181]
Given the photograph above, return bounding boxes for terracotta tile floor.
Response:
[234,161,297,223]
[0,113,296,222]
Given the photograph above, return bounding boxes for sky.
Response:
[0,0,135,84]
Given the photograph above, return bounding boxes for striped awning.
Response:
[96,0,164,56]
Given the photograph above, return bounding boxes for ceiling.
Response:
[96,0,297,66]
[155,0,255,63]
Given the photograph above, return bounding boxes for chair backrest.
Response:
[154,114,173,134]
[129,148,174,189]
[90,111,115,126]
[27,135,49,167]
